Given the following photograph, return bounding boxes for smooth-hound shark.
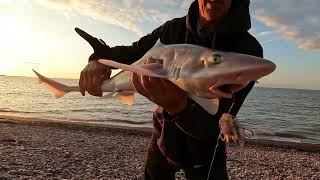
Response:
[33,28,276,115]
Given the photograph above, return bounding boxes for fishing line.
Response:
[206,96,235,180]
[206,134,222,180]
[205,98,255,179]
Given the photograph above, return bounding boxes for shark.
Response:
[33,29,276,115]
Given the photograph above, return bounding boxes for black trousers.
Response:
[144,134,228,180]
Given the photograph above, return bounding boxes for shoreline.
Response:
[1,116,319,152]
[1,118,320,179]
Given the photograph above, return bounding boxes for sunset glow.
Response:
[0,0,319,89]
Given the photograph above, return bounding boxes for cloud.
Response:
[261,39,273,44]
[35,0,194,37]
[252,0,320,51]
[34,0,320,51]
[255,31,276,37]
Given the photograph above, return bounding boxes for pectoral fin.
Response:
[103,91,135,105]
[98,59,171,78]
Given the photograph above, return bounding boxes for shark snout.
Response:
[238,59,276,81]
[207,58,276,99]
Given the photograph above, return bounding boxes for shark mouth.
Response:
[209,83,246,99]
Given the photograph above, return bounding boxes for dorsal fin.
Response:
[153,39,165,48]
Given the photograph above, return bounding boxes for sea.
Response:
[0,76,319,144]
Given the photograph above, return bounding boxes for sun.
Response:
[0,15,31,75]
[0,15,30,48]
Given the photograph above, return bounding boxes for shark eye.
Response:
[201,53,223,67]
[212,53,222,64]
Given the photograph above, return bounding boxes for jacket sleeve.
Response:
[104,22,168,65]
[156,32,263,141]
[229,33,263,117]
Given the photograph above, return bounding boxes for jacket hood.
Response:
[186,0,251,33]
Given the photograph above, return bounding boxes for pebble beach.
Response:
[0,119,319,180]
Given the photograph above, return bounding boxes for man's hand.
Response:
[131,57,188,115]
[79,61,111,97]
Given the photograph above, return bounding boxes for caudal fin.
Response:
[32,69,79,98]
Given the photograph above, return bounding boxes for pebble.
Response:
[0,123,319,179]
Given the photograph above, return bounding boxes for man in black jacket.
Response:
[77,0,262,179]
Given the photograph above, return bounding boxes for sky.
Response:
[0,0,319,90]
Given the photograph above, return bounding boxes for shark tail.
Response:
[32,69,79,98]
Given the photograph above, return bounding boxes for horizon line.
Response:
[1,74,319,91]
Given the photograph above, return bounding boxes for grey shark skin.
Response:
[33,40,276,115]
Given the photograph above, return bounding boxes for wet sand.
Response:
[0,119,319,179]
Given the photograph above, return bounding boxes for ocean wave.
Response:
[1,114,319,144]
[0,114,151,125]
[253,129,308,139]
[0,110,38,114]
[104,119,151,125]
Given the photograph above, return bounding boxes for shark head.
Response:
[178,49,276,99]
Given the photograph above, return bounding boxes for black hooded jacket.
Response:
[103,0,262,167]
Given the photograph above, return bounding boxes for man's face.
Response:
[198,0,232,22]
